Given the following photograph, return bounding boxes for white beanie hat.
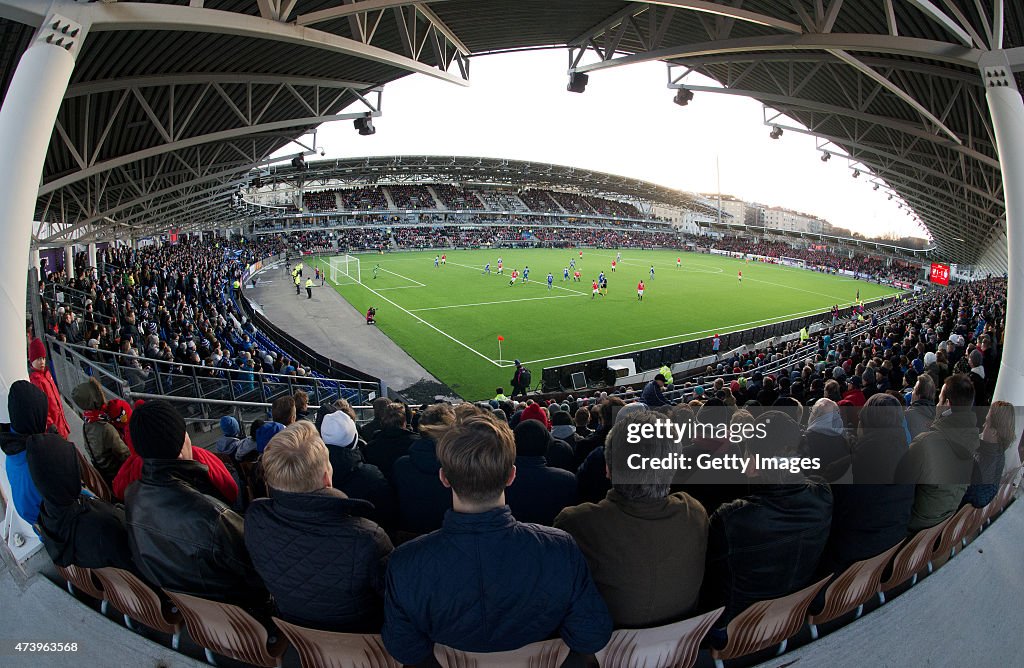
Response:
[321,410,357,448]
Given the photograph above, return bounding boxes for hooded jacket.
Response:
[961,439,1005,509]
[896,409,979,532]
[364,427,419,482]
[113,446,238,504]
[28,366,70,439]
[392,439,451,533]
[26,436,135,571]
[905,399,937,439]
[1,381,50,525]
[329,444,398,530]
[125,458,267,608]
[245,488,393,632]
[71,380,130,485]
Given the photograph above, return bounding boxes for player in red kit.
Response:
[738,270,742,284]
[591,280,600,299]
[637,280,645,301]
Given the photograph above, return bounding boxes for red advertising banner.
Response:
[929,263,950,285]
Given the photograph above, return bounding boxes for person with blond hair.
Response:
[382,413,611,664]
[962,401,1015,508]
[245,421,393,632]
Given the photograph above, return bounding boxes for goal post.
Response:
[328,254,361,285]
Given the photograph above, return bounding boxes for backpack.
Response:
[520,367,532,388]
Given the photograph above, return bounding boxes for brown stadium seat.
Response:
[931,504,976,567]
[272,617,399,668]
[93,567,183,649]
[878,517,950,603]
[711,575,832,667]
[164,590,287,667]
[596,607,724,668]
[74,447,112,501]
[808,542,902,639]
[55,563,106,609]
[433,638,570,668]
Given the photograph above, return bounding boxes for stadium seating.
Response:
[878,518,951,602]
[272,618,399,668]
[807,542,902,639]
[93,567,183,649]
[595,607,723,668]
[433,639,570,668]
[164,590,287,667]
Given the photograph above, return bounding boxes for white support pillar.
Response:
[64,244,74,276]
[29,246,40,274]
[87,241,97,269]
[0,12,87,563]
[983,54,1024,409]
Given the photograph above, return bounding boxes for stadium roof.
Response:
[251,154,718,212]
[1,1,1021,265]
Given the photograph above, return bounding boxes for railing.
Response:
[47,338,379,428]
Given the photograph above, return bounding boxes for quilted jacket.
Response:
[245,487,393,632]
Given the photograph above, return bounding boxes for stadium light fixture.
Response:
[673,88,694,106]
[852,169,860,178]
[873,183,879,190]
[354,117,376,136]
[820,151,831,162]
[769,126,783,139]
[567,72,589,93]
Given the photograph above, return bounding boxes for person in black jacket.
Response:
[124,400,268,609]
[383,413,611,665]
[363,401,419,482]
[703,411,833,631]
[510,360,528,400]
[320,407,397,529]
[393,403,456,533]
[820,393,913,576]
[245,421,393,632]
[506,420,577,525]
[26,433,136,573]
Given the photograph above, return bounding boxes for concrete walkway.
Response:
[245,262,453,402]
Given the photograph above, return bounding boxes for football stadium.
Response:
[0,3,1022,668]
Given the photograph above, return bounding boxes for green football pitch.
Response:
[311,249,901,401]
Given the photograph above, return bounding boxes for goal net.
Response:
[328,254,361,285]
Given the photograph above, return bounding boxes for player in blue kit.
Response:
[547,272,554,290]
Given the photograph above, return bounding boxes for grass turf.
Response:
[310,249,900,401]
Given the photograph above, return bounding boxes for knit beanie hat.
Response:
[8,380,47,435]
[219,415,240,438]
[551,411,572,427]
[28,338,46,362]
[513,419,550,457]
[321,411,357,448]
[520,403,551,430]
[130,400,187,459]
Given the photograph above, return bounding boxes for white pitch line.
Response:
[376,266,426,287]
[325,273,501,368]
[409,292,588,312]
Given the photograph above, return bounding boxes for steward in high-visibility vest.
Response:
[295,274,301,294]
[305,277,313,299]
[800,327,809,343]
[659,364,674,386]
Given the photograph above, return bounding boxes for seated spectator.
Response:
[897,374,978,533]
[293,390,312,422]
[256,421,285,454]
[640,374,673,406]
[520,402,575,471]
[556,409,707,628]
[245,421,393,632]
[71,379,130,485]
[905,374,937,439]
[125,401,268,608]
[382,414,612,664]
[320,404,397,529]
[235,418,262,461]
[821,393,914,575]
[576,398,632,503]
[574,408,593,439]
[677,403,749,514]
[703,411,832,629]
[962,401,1014,508]
[27,437,135,572]
[801,398,850,481]
[272,395,296,426]
[506,420,576,525]
[359,396,392,441]
[1,381,51,525]
[548,409,581,472]
[215,416,243,456]
[364,401,420,481]
[393,403,455,533]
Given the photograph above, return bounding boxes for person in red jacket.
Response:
[28,337,70,439]
[110,398,238,504]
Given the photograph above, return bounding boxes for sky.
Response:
[285,49,927,240]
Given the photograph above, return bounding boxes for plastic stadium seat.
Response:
[75,447,113,502]
[807,542,902,639]
[433,638,570,668]
[710,575,832,668]
[55,563,105,607]
[93,567,182,649]
[595,607,724,668]
[272,617,399,668]
[931,504,976,567]
[878,517,950,602]
[163,590,287,667]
